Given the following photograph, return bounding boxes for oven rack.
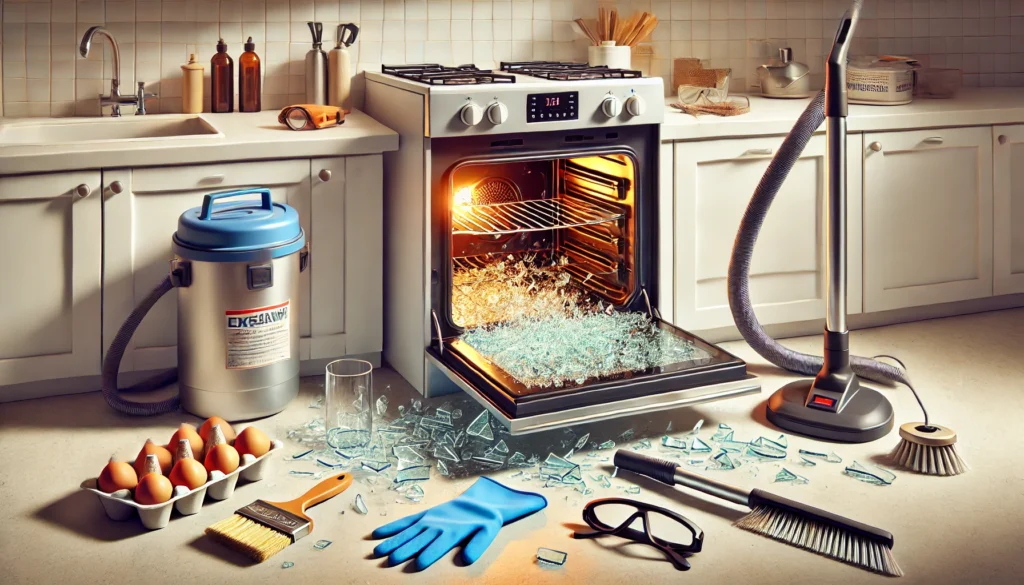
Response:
[452,198,624,236]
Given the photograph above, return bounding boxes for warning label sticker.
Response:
[225,301,291,370]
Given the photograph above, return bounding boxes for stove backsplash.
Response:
[3,0,1022,117]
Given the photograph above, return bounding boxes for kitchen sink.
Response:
[0,115,222,146]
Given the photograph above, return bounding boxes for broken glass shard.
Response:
[710,451,737,470]
[611,467,618,478]
[490,440,509,455]
[774,468,810,484]
[690,437,712,453]
[452,408,463,419]
[433,408,453,425]
[719,439,749,453]
[313,539,332,550]
[625,486,640,495]
[405,484,425,502]
[397,405,406,416]
[574,433,590,451]
[289,470,315,477]
[685,458,706,466]
[666,421,674,432]
[412,426,431,440]
[746,442,786,459]
[619,429,635,442]
[574,482,592,495]
[690,419,705,435]
[507,452,528,466]
[766,434,788,449]
[798,449,842,463]
[308,396,323,409]
[436,459,450,476]
[411,399,423,412]
[353,494,369,515]
[539,466,574,480]
[316,458,346,468]
[393,445,426,464]
[537,548,568,566]
[419,416,454,431]
[433,444,460,462]
[844,461,896,485]
[466,411,494,440]
[281,561,294,569]
[544,453,576,468]
[636,439,652,449]
[799,456,817,466]
[563,449,575,461]
[564,465,582,482]
[711,423,733,441]
[661,435,688,450]
[597,440,616,450]
[361,459,392,473]
[375,395,389,417]
[716,430,735,443]
[454,430,467,448]
[291,449,314,460]
[395,465,431,483]
[439,432,456,447]
[472,454,505,467]
[335,447,364,460]
[327,428,371,449]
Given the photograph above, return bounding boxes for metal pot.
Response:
[172,189,309,420]
[758,48,812,99]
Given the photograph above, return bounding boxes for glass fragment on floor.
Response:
[746,441,786,459]
[361,459,392,473]
[844,461,896,485]
[711,423,733,441]
[511,470,524,478]
[327,428,371,449]
[690,437,712,453]
[710,451,738,470]
[452,408,463,419]
[291,449,314,460]
[405,484,425,502]
[635,439,652,450]
[335,447,364,460]
[799,456,818,466]
[281,561,294,569]
[544,453,576,468]
[666,421,674,432]
[490,439,510,455]
[798,448,842,463]
[625,486,640,495]
[289,470,315,477]
[766,434,788,449]
[611,467,618,478]
[316,458,346,469]
[575,433,591,450]
[773,468,809,484]
[308,396,323,409]
[685,458,706,466]
[375,395,389,416]
[719,439,749,453]
[436,459,450,476]
[353,494,369,515]
[466,411,494,440]
[395,465,431,483]
[597,440,616,450]
[661,435,688,450]
[537,548,568,566]
[434,408,454,425]
[472,454,505,467]
[507,452,529,466]
[393,445,427,464]
[313,539,332,550]
[690,419,704,435]
[433,444,460,462]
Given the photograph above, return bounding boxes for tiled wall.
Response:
[2,0,1024,117]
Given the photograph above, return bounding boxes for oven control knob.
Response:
[460,102,484,126]
[625,94,646,117]
[600,96,622,118]
[486,102,509,125]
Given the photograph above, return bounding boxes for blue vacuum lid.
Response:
[174,188,305,261]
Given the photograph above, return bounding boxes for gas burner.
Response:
[382,64,516,85]
[501,61,644,80]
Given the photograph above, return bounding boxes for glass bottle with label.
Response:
[239,37,261,112]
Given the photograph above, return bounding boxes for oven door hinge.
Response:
[641,288,658,320]
[430,310,444,355]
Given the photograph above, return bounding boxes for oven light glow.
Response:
[454,186,473,207]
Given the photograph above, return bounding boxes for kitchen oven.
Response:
[366,63,759,434]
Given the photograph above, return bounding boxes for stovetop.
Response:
[381,64,516,85]
[379,62,645,85]
[500,61,644,80]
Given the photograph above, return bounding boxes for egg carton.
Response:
[80,439,283,530]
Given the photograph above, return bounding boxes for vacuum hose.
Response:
[726,91,912,391]
[101,276,180,415]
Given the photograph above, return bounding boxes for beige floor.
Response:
[1,309,1022,585]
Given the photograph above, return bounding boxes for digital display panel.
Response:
[527,92,578,122]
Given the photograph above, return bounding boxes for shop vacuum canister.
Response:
[101,188,308,420]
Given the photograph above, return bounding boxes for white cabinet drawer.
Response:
[993,125,1024,295]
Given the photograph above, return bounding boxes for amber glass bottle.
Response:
[239,37,261,112]
[211,38,234,113]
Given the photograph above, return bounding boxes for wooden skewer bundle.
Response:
[576,9,658,47]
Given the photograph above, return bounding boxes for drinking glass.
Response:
[325,359,373,449]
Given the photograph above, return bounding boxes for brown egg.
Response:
[135,473,173,505]
[234,426,271,458]
[169,458,208,490]
[133,439,172,477]
[199,416,236,443]
[204,443,240,474]
[168,423,203,459]
[98,457,139,493]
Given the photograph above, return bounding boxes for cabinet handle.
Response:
[743,148,773,156]
[869,141,882,152]
[923,136,944,144]
[318,169,332,182]
[201,174,226,184]
[109,181,124,194]
[75,184,92,198]
[998,134,1008,145]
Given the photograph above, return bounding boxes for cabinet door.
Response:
[102,161,312,372]
[309,155,384,360]
[994,125,1024,295]
[672,134,863,331]
[863,127,993,312]
[0,171,102,386]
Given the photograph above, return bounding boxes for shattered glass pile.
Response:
[453,254,710,388]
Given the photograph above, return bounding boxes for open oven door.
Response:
[426,309,760,435]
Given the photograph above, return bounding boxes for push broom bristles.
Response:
[889,422,967,476]
[736,505,903,577]
[205,514,292,563]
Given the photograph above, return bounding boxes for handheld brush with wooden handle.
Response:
[206,473,353,563]
[614,451,903,577]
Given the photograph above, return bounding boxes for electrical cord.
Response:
[871,354,931,429]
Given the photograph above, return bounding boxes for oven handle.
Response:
[431,310,444,355]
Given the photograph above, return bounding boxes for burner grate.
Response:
[382,64,516,85]
[500,61,643,80]
[452,198,624,236]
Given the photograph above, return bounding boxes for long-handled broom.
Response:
[615,451,903,577]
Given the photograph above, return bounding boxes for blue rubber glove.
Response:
[371,476,547,570]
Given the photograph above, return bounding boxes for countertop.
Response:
[0,109,399,175]
[2,308,1023,585]
[661,87,1024,141]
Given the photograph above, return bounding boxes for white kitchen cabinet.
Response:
[863,127,993,312]
[0,171,102,386]
[671,134,863,331]
[993,125,1024,295]
[102,160,313,372]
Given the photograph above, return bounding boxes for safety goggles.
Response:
[572,497,704,570]
[278,105,345,131]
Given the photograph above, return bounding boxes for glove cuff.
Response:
[463,477,547,524]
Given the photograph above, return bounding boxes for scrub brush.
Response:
[874,355,968,476]
[615,451,903,577]
[206,473,352,562]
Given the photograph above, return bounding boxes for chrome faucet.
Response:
[80,26,156,116]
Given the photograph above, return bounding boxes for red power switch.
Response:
[811,395,835,408]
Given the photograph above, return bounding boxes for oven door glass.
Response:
[426,314,757,435]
